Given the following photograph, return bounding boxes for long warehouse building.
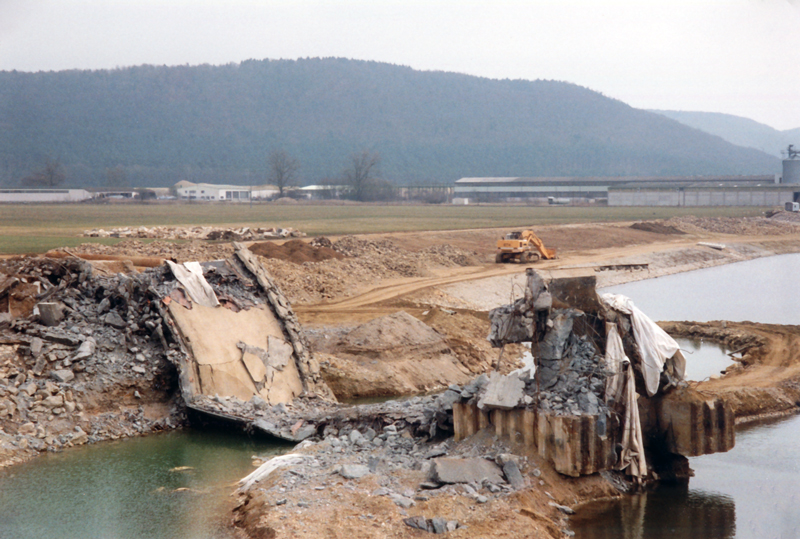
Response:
[453,175,795,206]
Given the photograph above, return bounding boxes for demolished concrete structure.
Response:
[162,244,334,408]
[0,244,465,462]
[453,268,734,480]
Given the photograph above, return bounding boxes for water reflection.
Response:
[572,485,736,539]
[676,338,734,381]
[603,253,800,324]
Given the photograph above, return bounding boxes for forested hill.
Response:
[0,58,780,188]
[651,110,800,158]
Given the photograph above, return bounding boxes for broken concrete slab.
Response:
[30,337,43,357]
[502,460,525,489]
[166,260,220,308]
[429,457,505,485]
[41,330,81,346]
[50,369,74,383]
[37,302,64,326]
[477,371,525,411]
[73,337,96,361]
[339,464,370,479]
[168,302,304,403]
[103,311,126,329]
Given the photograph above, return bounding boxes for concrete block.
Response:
[429,458,504,485]
[478,371,525,410]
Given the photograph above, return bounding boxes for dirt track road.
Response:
[295,236,739,312]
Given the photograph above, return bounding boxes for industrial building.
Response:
[174,182,278,201]
[0,189,93,203]
[453,173,795,207]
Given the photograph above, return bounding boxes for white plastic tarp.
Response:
[619,364,647,481]
[604,321,647,481]
[604,322,627,403]
[167,261,220,308]
[600,293,685,397]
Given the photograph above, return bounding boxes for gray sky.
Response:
[2,0,799,130]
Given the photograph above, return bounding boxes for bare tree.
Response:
[344,150,380,201]
[21,160,66,188]
[268,150,300,196]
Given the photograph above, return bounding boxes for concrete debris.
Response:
[83,225,306,241]
[338,464,370,479]
[457,268,733,481]
[548,501,575,515]
[428,457,505,485]
[403,516,461,534]
[501,460,525,489]
[36,302,64,327]
[0,256,187,459]
[477,371,525,410]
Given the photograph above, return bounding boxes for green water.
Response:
[0,429,292,539]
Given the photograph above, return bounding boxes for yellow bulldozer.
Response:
[495,230,557,264]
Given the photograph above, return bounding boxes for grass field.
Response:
[0,202,770,255]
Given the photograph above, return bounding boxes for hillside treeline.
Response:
[0,58,780,188]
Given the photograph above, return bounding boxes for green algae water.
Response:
[0,429,291,539]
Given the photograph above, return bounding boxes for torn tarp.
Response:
[166,261,220,308]
[604,321,646,481]
[600,293,685,397]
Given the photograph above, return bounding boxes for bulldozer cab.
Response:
[506,232,523,240]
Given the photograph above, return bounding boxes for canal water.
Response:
[571,253,800,539]
[0,429,291,539]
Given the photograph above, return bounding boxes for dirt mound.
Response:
[256,236,479,304]
[630,221,685,235]
[769,210,800,223]
[248,239,345,265]
[666,216,800,235]
[338,311,446,352]
[309,311,474,398]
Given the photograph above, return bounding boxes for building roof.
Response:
[610,180,790,191]
[455,175,776,185]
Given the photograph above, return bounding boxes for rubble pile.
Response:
[68,239,234,263]
[234,415,538,538]
[0,257,184,459]
[537,336,607,416]
[83,225,306,241]
[665,215,800,236]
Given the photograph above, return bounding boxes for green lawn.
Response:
[0,202,770,255]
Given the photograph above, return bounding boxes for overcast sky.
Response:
[2,0,799,130]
